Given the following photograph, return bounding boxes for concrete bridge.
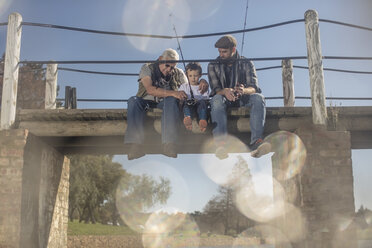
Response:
[0,10,371,248]
[1,105,371,248]
[14,106,372,154]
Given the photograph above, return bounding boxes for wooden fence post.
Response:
[65,86,71,109]
[64,86,77,109]
[305,9,327,126]
[0,13,22,130]
[282,59,295,107]
[71,87,77,109]
[45,63,58,109]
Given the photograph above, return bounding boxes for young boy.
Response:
[179,62,210,132]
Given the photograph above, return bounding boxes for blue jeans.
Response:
[210,93,266,145]
[124,96,181,144]
[183,99,208,120]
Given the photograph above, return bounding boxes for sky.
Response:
[0,0,371,214]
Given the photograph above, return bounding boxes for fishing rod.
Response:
[170,14,197,105]
[241,0,250,55]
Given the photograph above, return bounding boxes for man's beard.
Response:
[218,57,236,65]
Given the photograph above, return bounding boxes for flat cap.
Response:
[214,35,237,48]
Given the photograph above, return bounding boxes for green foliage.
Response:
[67,221,136,236]
[116,173,171,212]
[68,155,171,226]
[201,155,255,235]
[357,227,372,240]
[68,155,125,224]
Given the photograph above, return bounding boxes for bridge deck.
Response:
[14,106,372,154]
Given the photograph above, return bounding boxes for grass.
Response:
[68,221,137,236]
[68,221,372,241]
[67,221,227,238]
[357,227,372,240]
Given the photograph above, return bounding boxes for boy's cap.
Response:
[214,35,237,48]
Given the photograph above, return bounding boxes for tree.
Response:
[68,155,124,224]
[202,155,256,235]
[68,155,171,226]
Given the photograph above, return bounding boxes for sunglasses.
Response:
[164,64,175,70]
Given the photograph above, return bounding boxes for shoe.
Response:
[127,144,145,160]
[215,146,228,160]
[249,139,271,158]
[163,143,177,158]
[199,119,207,132]
[183,116,192,131]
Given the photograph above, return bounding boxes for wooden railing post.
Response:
[305,9,327,126]
[282,59,295,107]
[65,86,71,109]
[64,86,77,109]
[1,13,22,130]
[45,63,58,109]
[71,87,77,109]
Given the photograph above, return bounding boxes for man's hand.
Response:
[198,79,209,94]
[234,84,245,98]
[234,84,256,96]
[173,90,187,101]
[222,88,237,101]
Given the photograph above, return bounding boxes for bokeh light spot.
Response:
[142,214,200,248]
[234,173,286,223]
[200,135,250,186]
[265,131,307,180]
[115,160,190,233]
[0,0,12,17]
[232,225,293,248]
[122,0,190,54]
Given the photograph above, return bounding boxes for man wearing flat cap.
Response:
[208,35,267,159]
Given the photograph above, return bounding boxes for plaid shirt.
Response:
[207,54,261,96]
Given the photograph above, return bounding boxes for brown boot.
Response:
[127,144,145,160]
[163,143,177,158]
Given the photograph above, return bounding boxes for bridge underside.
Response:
[14,106,372,154]
[2,106,370,248]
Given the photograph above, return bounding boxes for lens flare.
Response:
[265,131,307,180]
[115,160,190,233]
[327,214,365,232]
[200,135,250,186]
[232,225,293,248]
[365,211,372,225]
[122,0,190,54]
[234,173,287,222]
[178,0,223,22]
[142,214,200,248]
[144,210,187,234]
[271,204,306,243]
[0,0,12,17]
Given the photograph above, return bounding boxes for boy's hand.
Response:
[173,90,187,100]
[198,79,209,94]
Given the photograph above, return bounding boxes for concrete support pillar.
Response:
[272,128,357,248]
[0,129,69,248]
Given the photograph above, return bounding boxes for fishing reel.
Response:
[233,90,242,99]
[186,98,197,106]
